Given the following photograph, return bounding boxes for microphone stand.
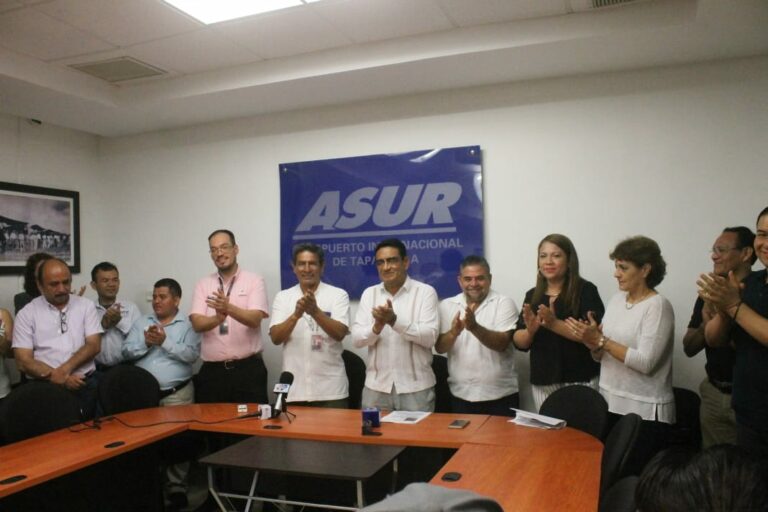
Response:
[274,409,296,423]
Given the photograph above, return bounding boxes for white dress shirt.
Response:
[352,277,438,395]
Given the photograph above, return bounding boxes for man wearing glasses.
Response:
[683,226,755,447]
[190,229,270,404]
[352,238,439,412]
[13,258,103,419]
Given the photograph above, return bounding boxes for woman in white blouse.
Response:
[567,235,675,475]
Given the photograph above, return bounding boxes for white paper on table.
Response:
[507,408,566,430]
[380,411,431,424]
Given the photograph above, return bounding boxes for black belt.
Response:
[709,376,732,394]
[159,379,191,398]
[205,353,262,370]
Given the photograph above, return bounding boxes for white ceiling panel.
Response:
[35,0,201,47]
[437,0,568,27]
[0,0,766,136]
[127,28,260,75]
[310,0,455,43]
[0,7,113,60]
[219,6,350,59]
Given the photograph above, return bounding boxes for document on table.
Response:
[380,411,431,424]
[508,409,566,430]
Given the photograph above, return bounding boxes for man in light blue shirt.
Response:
[123,278,200,508]
[91,261,140,371]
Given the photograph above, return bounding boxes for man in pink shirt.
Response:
[190,229,269,404]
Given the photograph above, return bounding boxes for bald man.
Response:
[13,258,103,419]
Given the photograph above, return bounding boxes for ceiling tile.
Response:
[437,0,568,27]
[310,0,454,43]
[0,7,114,59]
[218,6,351,59]
[35,0,201,47]
[127,28,261,75]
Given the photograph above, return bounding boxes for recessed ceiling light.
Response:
[163,0,316,24]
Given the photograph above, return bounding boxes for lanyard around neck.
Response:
[218,274,236,298]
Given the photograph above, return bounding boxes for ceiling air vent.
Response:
[70,57,166,83]
[593,0,638,7]
[569,0,641,11]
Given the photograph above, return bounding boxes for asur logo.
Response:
[296,182,462,232]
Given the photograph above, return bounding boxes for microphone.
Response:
[272,371,294,419]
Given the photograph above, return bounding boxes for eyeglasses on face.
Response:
[710,246,741,256]
[209,244,234,255]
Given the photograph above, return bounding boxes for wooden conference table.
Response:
[0,404,603,511]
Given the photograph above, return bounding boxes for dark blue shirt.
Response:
[731,270,768,429]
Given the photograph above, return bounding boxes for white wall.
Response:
[0,114,102,381]
[4,56,768,407]
[0,114,103,306]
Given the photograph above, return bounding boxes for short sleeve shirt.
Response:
[270,282,350,402]
[191,268,269,361]
[13,295,103,376]
[439,290,519,401]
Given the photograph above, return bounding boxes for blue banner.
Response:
[279,146,484,299]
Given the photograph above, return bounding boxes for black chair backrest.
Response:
[601,412,642,497]
[431,355,452,413]
[539,385,608,439]
[668,387,702,450]
[98,365,160,415]
[599,476,638,512]
[342,350,366,409]
[2,381,82,443]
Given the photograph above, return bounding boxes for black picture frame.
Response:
[0,181,80,275]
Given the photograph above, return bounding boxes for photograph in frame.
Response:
[0,181,80,274]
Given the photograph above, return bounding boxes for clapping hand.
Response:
[521,303,540,336]
[145,324,166,346]
[565,311,601,349]
[463,304,478,331]
[206,289,230,317]
[101,303,122,329]
[697,271,742,313]
[372,299,396,334]
[450,311,465,337]
[537,296,558,327]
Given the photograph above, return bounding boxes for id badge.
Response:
[311,334,324,351]
[219,320,229,335]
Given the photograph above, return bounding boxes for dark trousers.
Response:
[737,421,768,460]
[451,393,519,416]
[194,354,268,405]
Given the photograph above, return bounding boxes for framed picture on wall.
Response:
[0,181,80,275]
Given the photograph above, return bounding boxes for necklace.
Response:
[625,290,652,310]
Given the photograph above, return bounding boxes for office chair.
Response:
[97,364,160,415]
[600,413,642,498]
[342,349,366,409]
[431,355,452,413]
[668,387,702,450]
[539,385,608,439]
[598,476,638,512]
[1,381,82,443]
